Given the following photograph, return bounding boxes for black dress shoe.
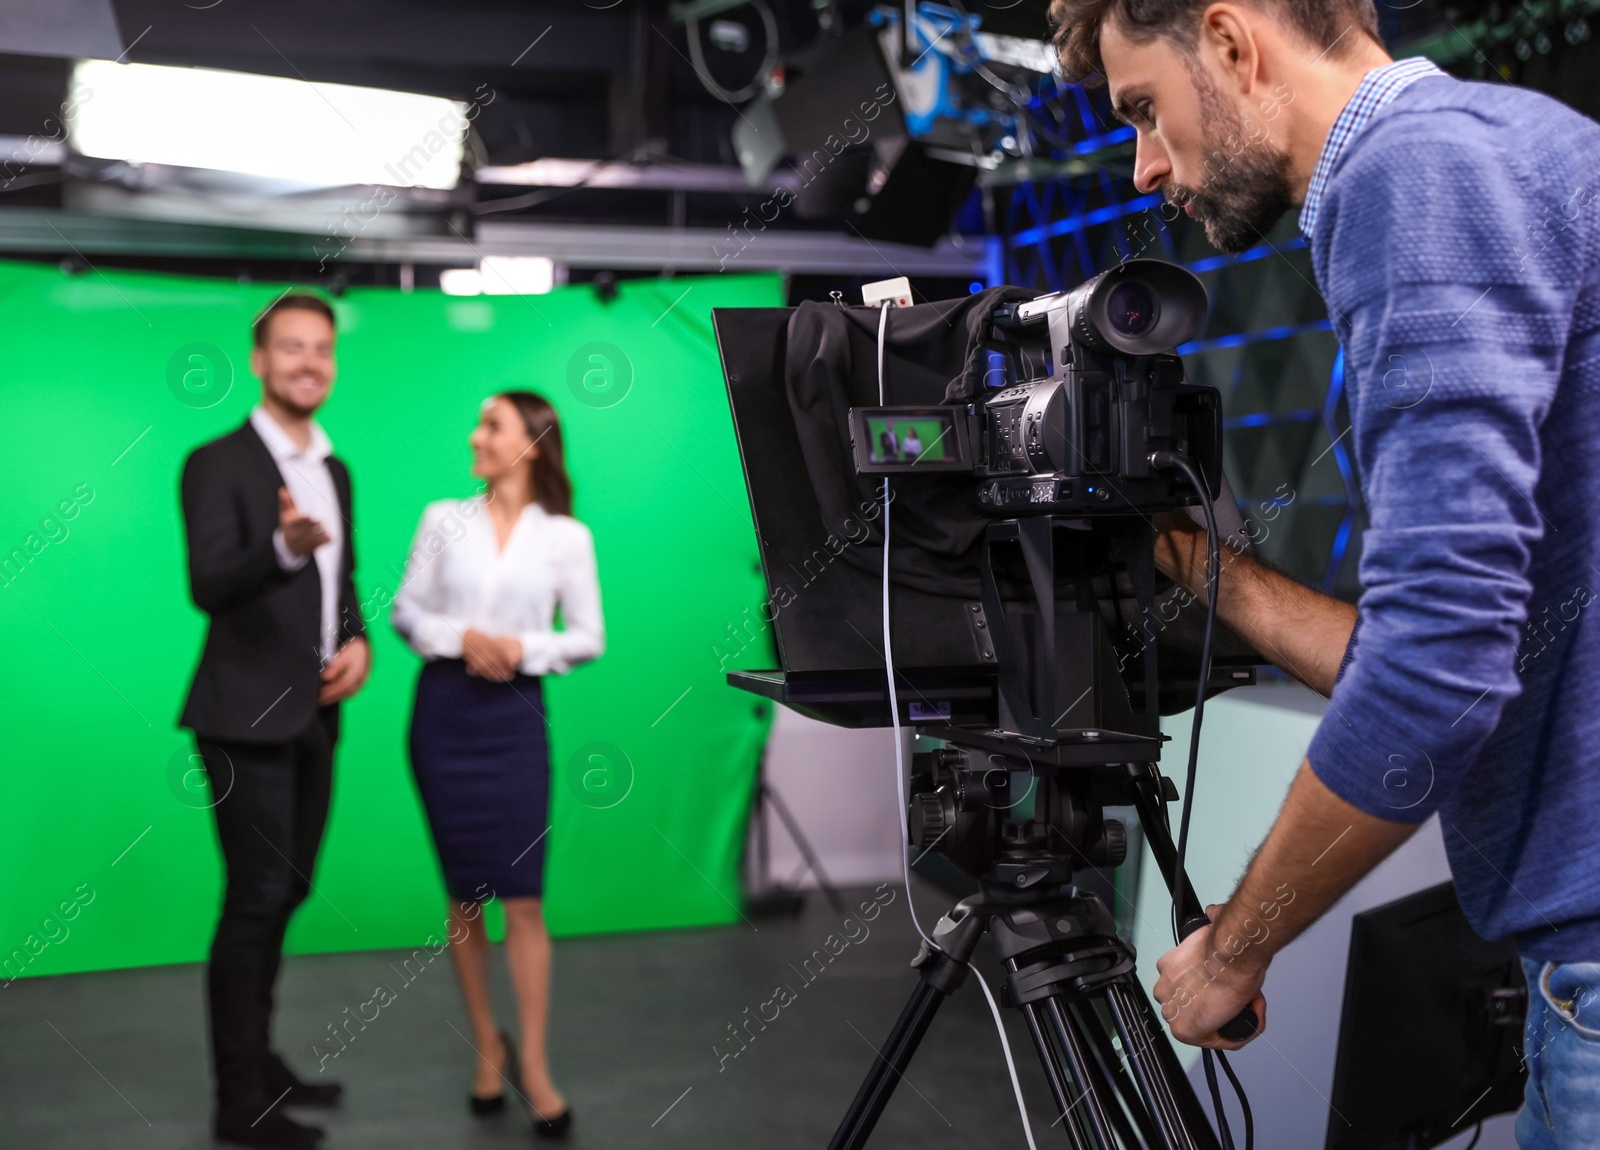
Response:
[214,1108,325,1149]
[533,1106,573,1140]
[282,1079,343,1107]
[266,1051,344,1107]
[469,1029,520,1117]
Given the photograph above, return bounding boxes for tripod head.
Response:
[908,742,1128,888]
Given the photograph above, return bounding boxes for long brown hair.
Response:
[498,390,574,517]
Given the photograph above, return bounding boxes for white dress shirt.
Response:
[390,496,605,676]
[251,405,345,663]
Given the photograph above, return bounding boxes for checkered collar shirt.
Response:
[1298,56,1447,237]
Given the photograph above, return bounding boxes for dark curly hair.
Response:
[1049,0,1381,86]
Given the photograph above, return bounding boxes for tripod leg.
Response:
[1043,997,1123,1148]
[827,979,947,1150]
[756,780,770,889]
[1103,983,1217,1150]
[1128,768,1204,921]
[830,899,995,1150]
[1076,999,1165,1149]
[1018,1001,1097,1150]
[1120,982,1224,1140]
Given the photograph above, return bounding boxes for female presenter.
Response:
[392,391,603,1139]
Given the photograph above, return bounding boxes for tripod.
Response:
[830,885,1219,1150]
[828,743,1230,1150]
[729,513,1257,1148]
[746,748,847,918]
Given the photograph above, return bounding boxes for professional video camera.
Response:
[848,260,1221,518]
[714,260,1263,1150]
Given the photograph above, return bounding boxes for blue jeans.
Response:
[1517,957,1600,1149]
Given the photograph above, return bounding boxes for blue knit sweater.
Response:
[1303,73,1600,961]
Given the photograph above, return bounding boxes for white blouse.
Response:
[390,496,605,677]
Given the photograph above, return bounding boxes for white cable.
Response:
[876,301,1036,1150]
[879,302,928,945]
[975,969,1041,1150]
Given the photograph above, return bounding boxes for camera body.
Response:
[849,259,1222,514]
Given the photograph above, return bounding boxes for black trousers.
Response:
[196,713,334,1116]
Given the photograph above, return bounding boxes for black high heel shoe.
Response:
[532,1106,573,1140]
[468,1029,521,1117]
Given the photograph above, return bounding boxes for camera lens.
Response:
[1105,281,1158,338]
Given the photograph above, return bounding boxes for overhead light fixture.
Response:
[708,20,750,52]
[973,32,1059,76]
[439,257,557,296]
[478,256,555,295]
[439,268,483,296]
[68,60,467,190]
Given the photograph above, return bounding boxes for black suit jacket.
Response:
[179,420,365,744]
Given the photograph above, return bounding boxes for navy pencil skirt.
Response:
[408,659,551,901]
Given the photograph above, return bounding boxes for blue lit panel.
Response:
[993,80,1359,598]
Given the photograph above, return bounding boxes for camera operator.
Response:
[1049,2,1600,1146]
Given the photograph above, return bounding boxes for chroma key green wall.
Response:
[0,260,782,979]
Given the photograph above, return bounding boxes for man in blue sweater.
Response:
[1051,1,1600,1145]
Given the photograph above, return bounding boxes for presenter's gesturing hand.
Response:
[462,628,523,682]
[1152,904,1269,1051]
[319,637,370,704]
[279,486,331,557]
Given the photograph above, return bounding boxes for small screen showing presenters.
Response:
[867,413,957,465]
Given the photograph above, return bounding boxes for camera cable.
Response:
[876,301,1040,1150]
[1151,450,1255,1150]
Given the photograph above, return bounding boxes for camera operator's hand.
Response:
[278,487,331,558]
[1152,905,1269,1052]
[462,628,520,681]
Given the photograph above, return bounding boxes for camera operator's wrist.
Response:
[1169,526,1254,620]
[1155,518,1215,598]
[1212,543,1266,622]
[1207,899,1278,978]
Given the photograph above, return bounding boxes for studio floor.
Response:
[1,882,1087,1150]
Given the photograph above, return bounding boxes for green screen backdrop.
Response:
[0,260,782,980]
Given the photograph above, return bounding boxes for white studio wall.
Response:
[755,708,908,891]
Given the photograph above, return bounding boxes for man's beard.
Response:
[1167,70,1295,254]
[269,376,327,418]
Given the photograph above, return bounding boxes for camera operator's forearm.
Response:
[1211,761,1419,971]
[1214,549,1357,697]
[1158,524,1356,697]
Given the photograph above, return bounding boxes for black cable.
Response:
[1202,1050,1236,1150]
[1153,450,1254,1150]
[1463,1121,1483,1150]
[1217,1051,1254,1149]
[1157,453,1219,944]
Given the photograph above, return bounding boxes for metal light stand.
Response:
[746,747,848,918]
